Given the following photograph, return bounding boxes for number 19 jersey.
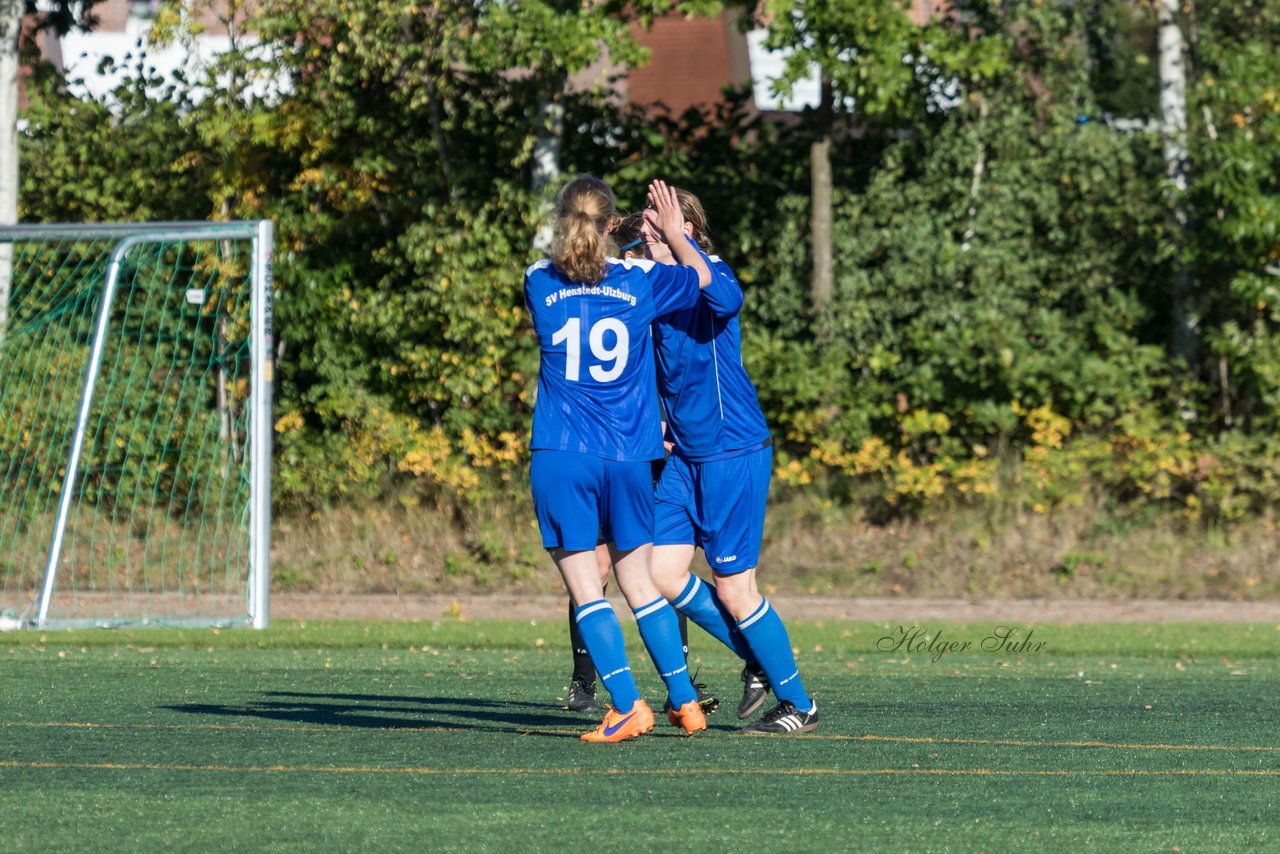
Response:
[525,257,702,462]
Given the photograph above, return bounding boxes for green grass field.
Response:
[2,618,1277,852]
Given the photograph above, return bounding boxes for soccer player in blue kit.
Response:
[561,213,718,717]
[524,175,714,742]
[640,188,819,734]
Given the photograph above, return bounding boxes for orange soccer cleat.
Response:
[665,698,708,735]
[580,699,656,743]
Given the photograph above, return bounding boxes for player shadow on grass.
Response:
[163,691,581,735]
[265,689,553,710]
[261,691,746,734]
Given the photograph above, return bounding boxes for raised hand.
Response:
[644,179,710,287]
[646,179,687,246]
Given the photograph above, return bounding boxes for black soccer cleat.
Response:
[742,699,819,735]
[665,687,720,718]
[692,668,720,715]
[565,677,599,713]
[737,664,770,719]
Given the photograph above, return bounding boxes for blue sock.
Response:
[672,574,758,666]
[633,597,697,707]
[574,599,639,713]
[736,598,812,713]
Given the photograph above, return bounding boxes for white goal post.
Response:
[0,221,274,630]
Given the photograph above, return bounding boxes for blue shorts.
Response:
[653,444,772,574]
[530,450,655,552]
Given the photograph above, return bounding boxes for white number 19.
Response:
[552,317,629,382]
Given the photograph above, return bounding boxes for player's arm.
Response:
[647,180,711,288]
[697,254,744,319]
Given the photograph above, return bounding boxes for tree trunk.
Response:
[810,72,834,310]
[810,137,833,309]
[1158,0,1194,363]
[531,94,563,255]
[0,0,21,349]
[961,97,989,253]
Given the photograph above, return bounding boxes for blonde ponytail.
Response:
[551,175,615,284]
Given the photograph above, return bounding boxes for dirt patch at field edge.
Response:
[271,593,1280,623]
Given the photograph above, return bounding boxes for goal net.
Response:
[0,222,274,629]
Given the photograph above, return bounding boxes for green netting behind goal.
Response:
[0,222,273,629]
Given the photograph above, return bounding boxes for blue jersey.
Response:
[526,256,702,461]
[653,255,770,462]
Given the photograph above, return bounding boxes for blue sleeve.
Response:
[701,255,744,319]
[648,261,701,317]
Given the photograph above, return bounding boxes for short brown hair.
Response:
[673,187,714,254]
[610,212,645,257]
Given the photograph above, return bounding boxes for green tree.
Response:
[755,0,1005,310]
[1187,0,1280,432]
[759,0,913,310]
[2,0,108,346]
